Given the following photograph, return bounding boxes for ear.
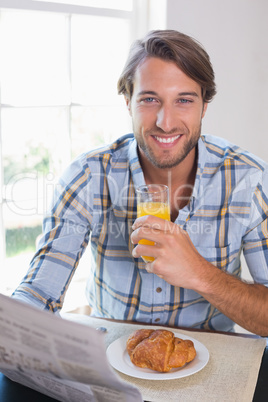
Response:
[202,102,208,119]
[124,95,132,116]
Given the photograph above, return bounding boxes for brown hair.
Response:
[117,29,216,103]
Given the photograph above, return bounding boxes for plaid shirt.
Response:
[13,134,268,332]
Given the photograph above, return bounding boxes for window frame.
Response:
[0,0,150,294]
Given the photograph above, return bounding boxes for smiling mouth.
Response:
[154,135,181,144]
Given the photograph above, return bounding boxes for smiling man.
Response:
[124,57,208,217]
[13,30,268,336]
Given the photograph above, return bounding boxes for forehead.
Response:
[133,57,202,95]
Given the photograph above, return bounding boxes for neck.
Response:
[139,146,198,220]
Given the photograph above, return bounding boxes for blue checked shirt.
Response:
[13,134,268,332]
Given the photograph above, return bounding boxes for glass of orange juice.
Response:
[136,184,170,262]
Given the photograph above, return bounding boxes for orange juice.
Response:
[137,201,170,262]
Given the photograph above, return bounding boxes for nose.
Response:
[156,105,177,133]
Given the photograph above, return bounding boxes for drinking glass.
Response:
[136,184,170,262]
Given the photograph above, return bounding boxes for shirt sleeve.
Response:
[12,153,93,312]
[243,169,268,285]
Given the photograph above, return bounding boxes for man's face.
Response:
[125,57,207,169]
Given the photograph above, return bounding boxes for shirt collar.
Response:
[191,135,209,200]
[128,136,145,189]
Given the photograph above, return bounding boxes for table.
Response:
[1,326,267,402]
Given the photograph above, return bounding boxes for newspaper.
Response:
[0,293,142,402]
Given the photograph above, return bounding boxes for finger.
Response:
[145,263,154,273]
[145,263,164,279]
[132,243,157,259]
[131,226,163,245]
[132,215,172,231]
[131,219,174,244]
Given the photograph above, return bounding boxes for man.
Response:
[13,30,268,336]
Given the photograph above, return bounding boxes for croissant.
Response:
[126,329,196,373]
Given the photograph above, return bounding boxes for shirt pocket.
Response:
[195,244,241,273]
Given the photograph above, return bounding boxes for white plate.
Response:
[106,330,209,380]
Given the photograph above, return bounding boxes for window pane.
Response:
[71,103,131,156]
[2,230,42,293]
[71,15,131,105]
[0,11,70,106]
[2,106,70,250]
[2,107,70,183]
[2,107,70,292]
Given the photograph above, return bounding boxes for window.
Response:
[0,0,149,311]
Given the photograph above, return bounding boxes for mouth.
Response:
[153,135,181,144]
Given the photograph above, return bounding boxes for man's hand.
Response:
[131,215,209,292]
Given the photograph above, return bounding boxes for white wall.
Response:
[165,0,268,162]
[164,0,268,333]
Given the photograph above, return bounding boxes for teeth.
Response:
[155,135,180,143]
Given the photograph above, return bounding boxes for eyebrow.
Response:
[137,91,158,96]
[179,91,199,97]
[137,90,200,97]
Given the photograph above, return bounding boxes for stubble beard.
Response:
[134,124,202,169]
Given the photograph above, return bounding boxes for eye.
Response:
[143,97,156,103]
[139,96,159,104]
[178,98,193,104]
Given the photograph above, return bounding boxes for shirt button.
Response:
[156,287,162,293]
[154,318,160,323]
